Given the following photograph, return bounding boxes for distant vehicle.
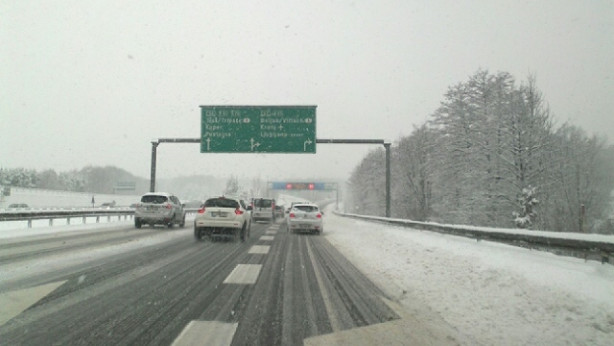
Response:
[194,196,251,242]
[7,203,29,209]
[286,203,323,235]
[286,201,304,213]
[134,192,185,229]
[274,205,284,219]
[100,201,116,208]
[251,198,276,223]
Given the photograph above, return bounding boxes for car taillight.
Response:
[198,207,205,214]
[289,213,295,218]
[166,203,172,209]
[235,208,243,215]
[316,213,322,218]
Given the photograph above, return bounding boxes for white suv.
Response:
[134,192,185,228]
[194,196,251,242]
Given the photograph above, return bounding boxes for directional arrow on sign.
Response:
[304,138,313,151]
[250,138,261,152]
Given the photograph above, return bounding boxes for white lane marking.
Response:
[260,235,275,241]
[265,230,277,235]
[249,245,270,254]
[303,319,408,346]
[172,321,238,346]
[223,264,262,284]
[269,225,280,230]
[304,297,461,346]
[0,280,66,326]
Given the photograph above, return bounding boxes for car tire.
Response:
[135,218,142,229]
[180,214,186,228]
[240,224,246,242]
[194,227,202,241]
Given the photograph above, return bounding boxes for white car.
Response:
[251,197,276,223]
[194,196,251,242]
[134,192,185,228]
[286,203,323,234]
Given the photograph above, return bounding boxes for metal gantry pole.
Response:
[150,141,159,192]
[384,143,391,217]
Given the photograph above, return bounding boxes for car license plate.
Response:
[300,224,311,228]
[210,212,227,217]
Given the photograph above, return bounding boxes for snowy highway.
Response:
[0,215,420,345]
[0,210,613,345]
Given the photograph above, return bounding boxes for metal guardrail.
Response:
[334,211,614,264]
[0,208,200,228]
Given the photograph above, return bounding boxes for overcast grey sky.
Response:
[2,0,613,182]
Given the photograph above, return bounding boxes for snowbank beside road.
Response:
[324,211,614,345]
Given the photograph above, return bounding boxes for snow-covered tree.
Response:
[513,185,538,228]
[347,148,386,216]
[224,175,239,195]
[393,125,436,221]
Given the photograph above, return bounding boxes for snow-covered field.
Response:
[324,211,614,345]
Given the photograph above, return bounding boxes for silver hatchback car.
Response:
[134,192,185,228]
[286,203,323,234]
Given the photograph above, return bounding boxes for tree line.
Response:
[347,70,614,233]
[0,166,148,194]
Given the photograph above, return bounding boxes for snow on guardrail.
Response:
[333,210,614,264]
[0,208,200,227]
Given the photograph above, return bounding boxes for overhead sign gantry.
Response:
[149,105,392,216]
[270,182,337,191]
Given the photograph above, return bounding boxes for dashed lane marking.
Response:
[223,264,262,284]
[265,230,277,235]
[249,245,270,254]
[0,280,66,326]
[260,236,275,241]
[172,321,238,346]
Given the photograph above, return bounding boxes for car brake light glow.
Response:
[198,207,205,214]
[316,213,322,218]
[166,203,172,209]
[289,213,295,218]
[235,208,243,215]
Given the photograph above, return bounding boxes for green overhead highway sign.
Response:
[200,105,317,153]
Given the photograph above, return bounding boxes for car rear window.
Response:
[205,198,239,208]
[294,205,318,212]
[141,195,168,204]
[253,199,273,208]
